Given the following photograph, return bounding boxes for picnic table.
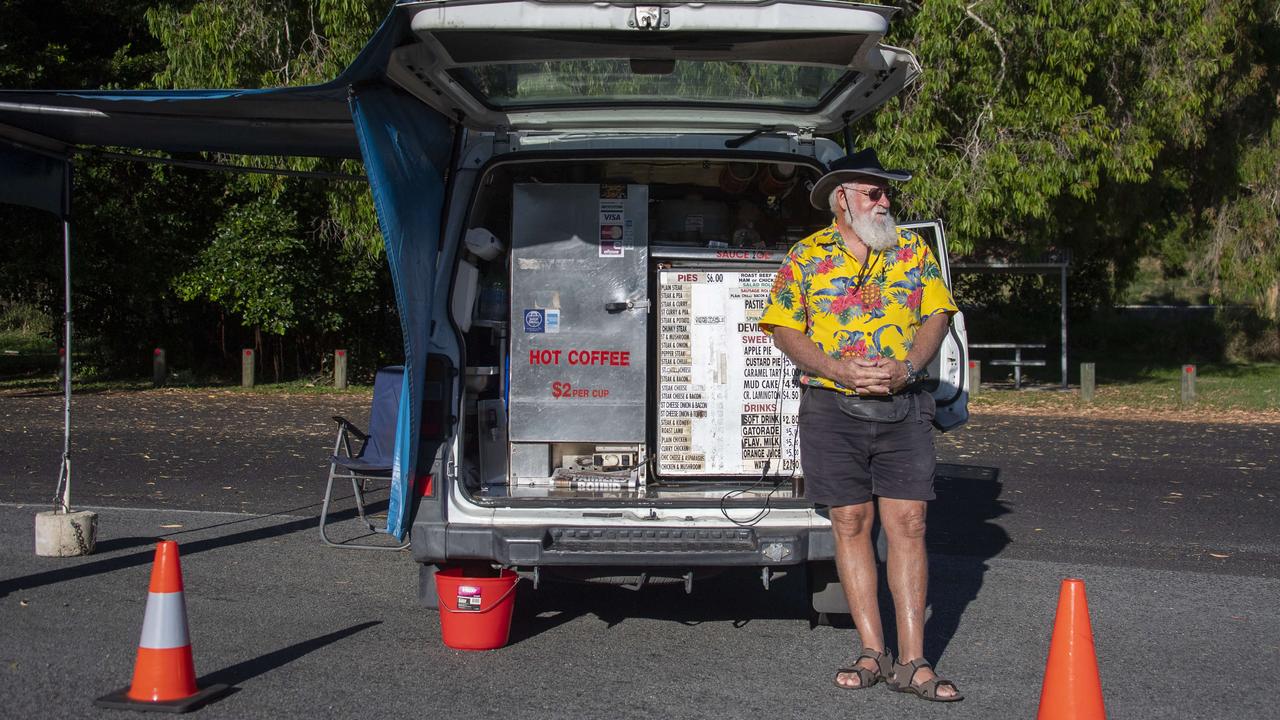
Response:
[971,343,1046,389]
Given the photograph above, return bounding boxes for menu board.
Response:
[657,269,802,476]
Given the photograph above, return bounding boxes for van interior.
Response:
[452,156,843,507]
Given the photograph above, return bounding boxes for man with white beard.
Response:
[759,149,962,702]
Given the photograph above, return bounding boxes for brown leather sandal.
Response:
[833,648,893,690]
[888,657,964,702]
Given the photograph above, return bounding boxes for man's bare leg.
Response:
[879,496,956,698]
[830,501,884,688]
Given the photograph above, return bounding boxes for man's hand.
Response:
[876,357,911,394]
[829,358,893,396]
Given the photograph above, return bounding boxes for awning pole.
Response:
[57,160,73,513]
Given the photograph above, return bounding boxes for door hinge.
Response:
[494,126,511,154]
[629,7,670,30]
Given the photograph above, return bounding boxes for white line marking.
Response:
[0,502,312,520]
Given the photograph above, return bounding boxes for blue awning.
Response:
[0,2,417,161]
[350,86,453,540]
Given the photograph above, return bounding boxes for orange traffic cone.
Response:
[1037,578,1106,719]
[95,541,229,713]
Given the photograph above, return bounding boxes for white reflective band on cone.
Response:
[137,592,191,649]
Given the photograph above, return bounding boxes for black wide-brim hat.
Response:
[809,148,912,210]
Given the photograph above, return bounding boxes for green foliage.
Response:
[142,1,392,376]
[0,300,52,337]
[861,0,1279,318]
[145,0,377,88]
[145,0,384,257]
[172,185,385,340]
[0,1,393,379]
[1195,115,1280,317]
[0,0,161,89]
[174,200,304,335]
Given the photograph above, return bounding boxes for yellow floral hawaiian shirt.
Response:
[758,223,957,394]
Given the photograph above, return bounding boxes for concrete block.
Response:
[35,510,98,557]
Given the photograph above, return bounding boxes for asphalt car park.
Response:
[1,389,1276,718]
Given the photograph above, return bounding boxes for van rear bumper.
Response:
[412,522,836,567]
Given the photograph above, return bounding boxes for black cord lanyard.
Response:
[849,248,881,295]
[831,227,881,295]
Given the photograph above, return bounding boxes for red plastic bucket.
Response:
[435,567,519,650]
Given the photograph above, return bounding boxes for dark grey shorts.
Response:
[798,387,937,507]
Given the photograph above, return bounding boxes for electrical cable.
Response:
[720,282,794,527]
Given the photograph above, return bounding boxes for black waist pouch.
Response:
[833,391,912,423]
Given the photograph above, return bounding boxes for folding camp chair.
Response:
[319,365,409,550]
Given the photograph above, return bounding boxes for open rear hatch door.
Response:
[388,0,920,132]
[900,220,969,431]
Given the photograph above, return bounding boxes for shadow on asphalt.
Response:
[798,462,1010,665]
[505,566,812,646]
[83,499,361,555]
[0,504,365,599]
[196,621,381,696]
[6,466,1010,666]
[92,536,166,554]
[922,463,1010,665]
[505,464,1010,653]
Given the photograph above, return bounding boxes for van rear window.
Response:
[452,59,851,110]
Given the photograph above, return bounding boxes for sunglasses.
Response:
[843,186,897,203]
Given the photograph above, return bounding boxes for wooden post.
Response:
[968,360,981,395]
[1181,364,1196,405]
[334,349,348,390]
[242,348,255,388]
[152,348,166,388]
[1080,362,1095,402]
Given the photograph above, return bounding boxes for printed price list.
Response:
[657,280,705,471]
[656,270,800,476]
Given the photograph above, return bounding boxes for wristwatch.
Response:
[903,359,928,385]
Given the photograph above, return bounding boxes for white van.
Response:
[397,0,971,613]
[0,0,969,616]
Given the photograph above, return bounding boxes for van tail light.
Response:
[415,474,434,498]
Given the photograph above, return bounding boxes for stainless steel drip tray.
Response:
[474,483,801,502]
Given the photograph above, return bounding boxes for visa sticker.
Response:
[523,309,545,333]
[545,309,561,333]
